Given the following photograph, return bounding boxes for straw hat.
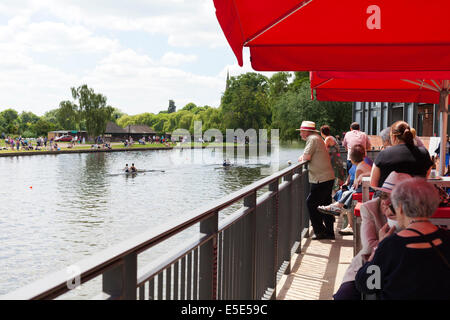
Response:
[373,171,412,193]
[296,121,319,133]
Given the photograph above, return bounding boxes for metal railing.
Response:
[2,162,310,300]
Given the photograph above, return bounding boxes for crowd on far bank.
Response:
[297,119,450,300]
[124,135,171,148]
[1,135,56,151]
[0,132,175,153]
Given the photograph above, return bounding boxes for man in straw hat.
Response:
[298,121,336,240]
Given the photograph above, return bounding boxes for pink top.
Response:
[342,130,371,160]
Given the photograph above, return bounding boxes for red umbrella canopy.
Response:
[310,71,450,175]
[310,71,450,104]
[213,0,450,71]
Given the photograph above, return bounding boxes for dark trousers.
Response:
[306,179,335,235]
[333,281,361,300]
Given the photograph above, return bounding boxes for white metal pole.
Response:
[439,89,449,176]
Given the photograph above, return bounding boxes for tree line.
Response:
[0,72,352,141]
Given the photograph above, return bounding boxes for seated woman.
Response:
[355,177,450,300]
[318,144,372,216]
[321,125,346,191]
[333,171,412,299]
[371,121,433,189]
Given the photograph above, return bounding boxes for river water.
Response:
[0,144,304,297]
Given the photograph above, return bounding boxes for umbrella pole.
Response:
[439,89,449,176]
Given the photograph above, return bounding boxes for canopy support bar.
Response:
[439,88,449,176]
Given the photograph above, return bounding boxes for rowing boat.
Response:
[108,169,165,176]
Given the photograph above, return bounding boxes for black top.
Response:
[374,144,433,187]
[355,228,450,300]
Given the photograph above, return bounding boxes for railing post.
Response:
[268,180,279,300]
[199,211,218,300]
[283,172,293,275]
[102,253,137,300]
[243,192,257,299]
[302,164,310,238]
[293,169,303,254]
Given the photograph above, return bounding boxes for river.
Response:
[0,143,304,297]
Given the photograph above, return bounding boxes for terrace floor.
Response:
[277,218,354,300]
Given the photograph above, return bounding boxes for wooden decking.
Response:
[277,219,354,300]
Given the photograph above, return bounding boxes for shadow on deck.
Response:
[277,218,354,300]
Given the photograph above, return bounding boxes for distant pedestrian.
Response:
[297,121,336,240]
[380,127,391,150]
[342,122,371,173]
[321,125,346,190]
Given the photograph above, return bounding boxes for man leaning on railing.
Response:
[297,121,335,240]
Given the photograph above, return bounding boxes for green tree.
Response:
[18,111,39,136]
[111,108,125,122]
[32,118,57,136]
[182,102,197,112]
[70,85,114,137]
[221,72,271,131]
[153,113,169,133]
[56,101,79,130]
[0,109,19,134]
[42,109,59,124]
[268,72,291,101]
[178,112,194,131]
[272,81,352,141]
[289,72,310,92]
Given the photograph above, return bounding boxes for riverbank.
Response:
[0,143,173,157]
[0,140,306,157]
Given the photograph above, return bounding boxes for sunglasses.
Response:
[380,192,396,213]
[389,204,396,214]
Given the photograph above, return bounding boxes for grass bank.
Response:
[0,142,173,157]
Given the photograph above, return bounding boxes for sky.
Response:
[0,0,265,116]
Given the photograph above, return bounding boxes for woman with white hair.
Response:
[333,171,411,300]
[355,178,450,299]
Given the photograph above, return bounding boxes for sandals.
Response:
[317,203,343,216]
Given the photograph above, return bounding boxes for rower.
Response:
[130,163,137,172]
[124,164,129,173]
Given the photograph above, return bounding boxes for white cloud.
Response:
[82,48,224,114]
[160,52,197,67]
[0,1,260,116]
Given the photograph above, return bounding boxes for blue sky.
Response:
[0,0,264,116]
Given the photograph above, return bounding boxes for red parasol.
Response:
[213,0,450,71]
[311,71,450,174]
